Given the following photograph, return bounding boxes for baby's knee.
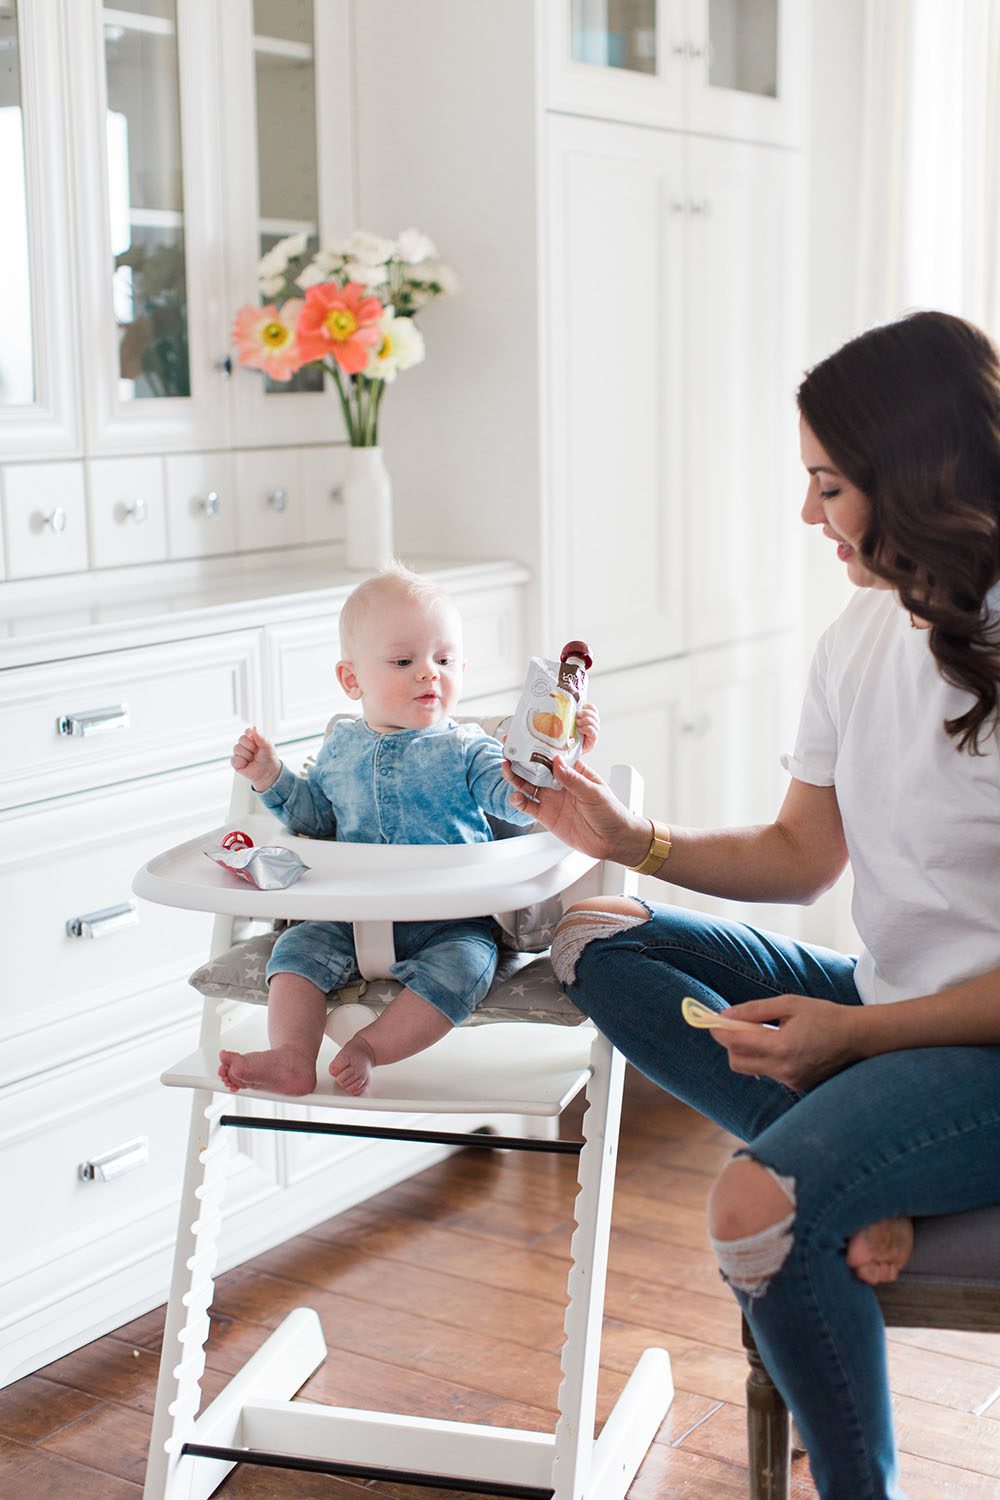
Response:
[708,1155,797,1298]
[549,896,649,987]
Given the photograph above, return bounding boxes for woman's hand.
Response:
[713,993,862,1092]
[231,726,281,791]
[502,753,648,865]
[577,702,600,754]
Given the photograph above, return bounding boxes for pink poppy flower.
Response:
[231,300,305,381]
[295,281,384,374]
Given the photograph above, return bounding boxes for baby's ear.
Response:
[336,660,362,700]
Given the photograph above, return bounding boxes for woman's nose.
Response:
[801,484,823,525]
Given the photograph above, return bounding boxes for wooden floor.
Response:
[4,1069,1000,1498]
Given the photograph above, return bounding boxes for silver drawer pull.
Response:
[79,1137,149,1183]
[268,486,289,513]
[38,506,67,533]
[57,703,130,737]
[66,900,138,940]
[199,489,221,518]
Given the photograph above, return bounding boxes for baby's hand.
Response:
[231,726,281,791]
[577,703,600,754]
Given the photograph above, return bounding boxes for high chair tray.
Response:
[133,815,594,922]
[163,1010,595,1115]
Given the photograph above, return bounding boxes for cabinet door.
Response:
[545,0,687,130]
[684,0,805,147]
[683,133,805,652]
[0,0,81,461]
[669,632,804,935]
[544,114,685,673]
[219,0,354,448]
[66,0,230,453]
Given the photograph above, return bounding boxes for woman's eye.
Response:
[819,488,841,501]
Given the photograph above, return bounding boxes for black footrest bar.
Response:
[181,1441,554,1498]
[219,1114,584,1154]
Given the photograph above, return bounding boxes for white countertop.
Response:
[0,547,530,668]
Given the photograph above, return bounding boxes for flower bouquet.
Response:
[231,227,457,447]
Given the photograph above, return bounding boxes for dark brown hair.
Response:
[798,310,1000,752]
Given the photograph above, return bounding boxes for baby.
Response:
[218,565,599,1097]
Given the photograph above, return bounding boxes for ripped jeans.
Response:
[554,900,1000,1500]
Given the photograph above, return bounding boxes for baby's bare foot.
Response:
[846,1216,914,1285]
[217,1045,316,1096]
[329,1036,376,1096]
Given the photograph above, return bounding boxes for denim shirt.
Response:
[258,716,533,845]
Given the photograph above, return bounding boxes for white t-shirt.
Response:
[781,584,1000,1005]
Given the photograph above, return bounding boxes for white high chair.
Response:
[132,759,673,1500]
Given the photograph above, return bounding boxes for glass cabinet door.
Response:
[103,3,191,403]
[0,0,80,460]
[222,0,354,447]
[66,0,228,451]
[686,0,803,145]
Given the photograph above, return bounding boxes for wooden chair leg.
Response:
[742,1313,791,1500]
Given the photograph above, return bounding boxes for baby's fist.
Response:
[231,726,280,791]
[577,703,600,754]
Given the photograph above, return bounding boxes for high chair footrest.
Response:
[218,1114,584,1154]
[180,1443,552,1499]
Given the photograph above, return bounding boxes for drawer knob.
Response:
[57,703,130,737]
[39,506,67,534]
[66,900,138,939]
[330,484,344,505]
[268,486,289,513]
[122,496,149,525]
[199,490,221,518]
[79,1136,149,1183]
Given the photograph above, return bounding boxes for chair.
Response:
[743,1205,1000,1500]
[133,756,674,1500]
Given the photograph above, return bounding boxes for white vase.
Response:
[342,445,394,571]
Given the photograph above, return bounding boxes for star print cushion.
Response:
[188,936,586,1026]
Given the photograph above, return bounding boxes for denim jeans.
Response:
[565,900,1000,1500]
[267,916,499,1025]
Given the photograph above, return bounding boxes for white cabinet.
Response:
[587,636,805,934]
[547,0,805,146]
[354,1,805,665]
[0,559,529,1387]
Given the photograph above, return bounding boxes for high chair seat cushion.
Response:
[188,934,586,1026]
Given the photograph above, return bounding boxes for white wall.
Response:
[798,0,866,952]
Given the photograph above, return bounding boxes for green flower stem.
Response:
[327,361,357,444]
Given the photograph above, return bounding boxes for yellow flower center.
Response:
[261,320,289,348]
[378,333,393,359]
[325,308,359,341]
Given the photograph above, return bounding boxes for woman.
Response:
[504,310,1000,1500]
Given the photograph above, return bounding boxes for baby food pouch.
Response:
[503,640,593,789]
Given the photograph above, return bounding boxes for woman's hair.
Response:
[798,310,1000,752]
[338,562,458,658]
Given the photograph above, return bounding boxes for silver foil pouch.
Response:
[204,841,309,890]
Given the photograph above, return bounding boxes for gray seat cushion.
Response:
[189,932,587,1027]
[901,1205,1000,1285]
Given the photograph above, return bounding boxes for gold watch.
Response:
[628,819,672,876]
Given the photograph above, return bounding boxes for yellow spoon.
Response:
[681,995,762,1033]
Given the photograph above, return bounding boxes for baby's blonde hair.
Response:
[337,562,458,659]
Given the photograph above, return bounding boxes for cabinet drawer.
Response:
[1,764,229,1070]
[0,1027,195,1307]
[454,583,525,699]
[0,631,261,810]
